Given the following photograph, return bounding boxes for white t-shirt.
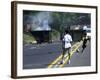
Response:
[63,34,72,48]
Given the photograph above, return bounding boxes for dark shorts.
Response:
[63,47,71,55]
[82,44,86,49]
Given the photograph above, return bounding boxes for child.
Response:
[82,33,88,52]
[61,30,72,64]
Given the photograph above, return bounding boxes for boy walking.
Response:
[61,30,72,64]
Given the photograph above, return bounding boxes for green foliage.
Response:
[23,32,36,44]
[51,29,60,41]
[50,12,90,32]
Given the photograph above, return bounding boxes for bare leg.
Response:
[68,48,71,64]
[61,48,66,64]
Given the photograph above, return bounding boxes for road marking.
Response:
[47,42,81,68]
[48,54,62,68]
[59,42,82,67]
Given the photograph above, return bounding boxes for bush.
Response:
[51,29,60,41]
[23,32,36,44]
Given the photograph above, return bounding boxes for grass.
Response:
[23,32,36,44]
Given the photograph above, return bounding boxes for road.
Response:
[23,40,91,69]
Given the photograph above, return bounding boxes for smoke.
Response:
[24,12,53,31]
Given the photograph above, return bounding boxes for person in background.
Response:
[61,30,72,64]
[82,33,88,53]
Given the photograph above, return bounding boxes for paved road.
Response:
[23,40,91,69]
[61,41,91,68]
[23,41,63,69]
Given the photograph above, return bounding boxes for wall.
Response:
[0,0,100,80]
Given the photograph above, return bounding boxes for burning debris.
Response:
[23,12,52,32]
